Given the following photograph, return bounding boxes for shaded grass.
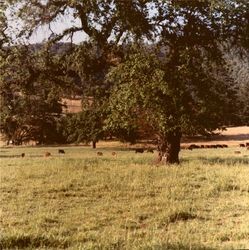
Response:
[0,145,249,249]
[0,234,70,249]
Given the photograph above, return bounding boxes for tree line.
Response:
[0,0,249,163]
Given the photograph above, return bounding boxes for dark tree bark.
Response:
[158,129,182,164]
[92,140,96,149]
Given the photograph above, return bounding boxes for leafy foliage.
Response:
[107,46,235,136]
[0,46,64,144]
[58,109,105,147]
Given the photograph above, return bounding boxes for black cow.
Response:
[135,148,144,153]
[188,144,200,150]
[58,149,65,154]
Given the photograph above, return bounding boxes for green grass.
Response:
[0,145,249,249]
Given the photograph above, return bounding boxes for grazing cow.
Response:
[21,153,25,158]
[246,142,249,147]
[147,148,154,153]
[97,152,103,156]
[58,149,65,154]
[222,144,228,148]
[45,152,51,157]
[188,144,200,150]
[200,145,205,148]
[239,144,245,147]
[234,151,241,154]
[112,152,117,156]
[135,148,144,153]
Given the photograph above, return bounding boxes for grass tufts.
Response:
[168,211,197,223]
[0,234,70,249]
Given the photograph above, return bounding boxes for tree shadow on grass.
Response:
[147,243,215,250]
[108,241,215,250]
[0,155,22,158]
[0,234,69,249]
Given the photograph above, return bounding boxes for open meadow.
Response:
[0,142,249,250]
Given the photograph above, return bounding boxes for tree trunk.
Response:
[158,129,182,164]
[92,140,96,149]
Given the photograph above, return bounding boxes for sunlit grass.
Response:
[0,145,249,249]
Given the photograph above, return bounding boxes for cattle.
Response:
[234,151,241,154]
[135,148,144,153]
[45,152,51,157]
[239,144,245,147]
[97,152,103,156]
[58,149,65,154]
[245,142,249,147]
[222,144,228,148]
[188,144,200,150]
[147,148,154,153]
[111,152,117,156]
[21,153,25,158]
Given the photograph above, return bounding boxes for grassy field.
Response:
[0,145,249,249]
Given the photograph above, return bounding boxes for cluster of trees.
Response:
[1,0,249,163]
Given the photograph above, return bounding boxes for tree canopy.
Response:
[1,0,248,162]
[0,45,64,144]
[106,44,237,163]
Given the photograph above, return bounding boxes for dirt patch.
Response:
[182,126,249,147]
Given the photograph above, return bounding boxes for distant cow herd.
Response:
[18,142,249,158]
[183,142,249,151]
[185,144,228,150]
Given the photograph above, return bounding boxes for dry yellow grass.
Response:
[0,145,249,249]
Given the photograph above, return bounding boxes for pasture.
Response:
[0,145,249,249]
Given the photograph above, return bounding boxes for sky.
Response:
[5,6,87,44]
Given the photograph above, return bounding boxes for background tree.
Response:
[2,0,155,147]
[1,0,248,156]
[224,46,249,125]
[0,45,65,144]
[58,108,105,148]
